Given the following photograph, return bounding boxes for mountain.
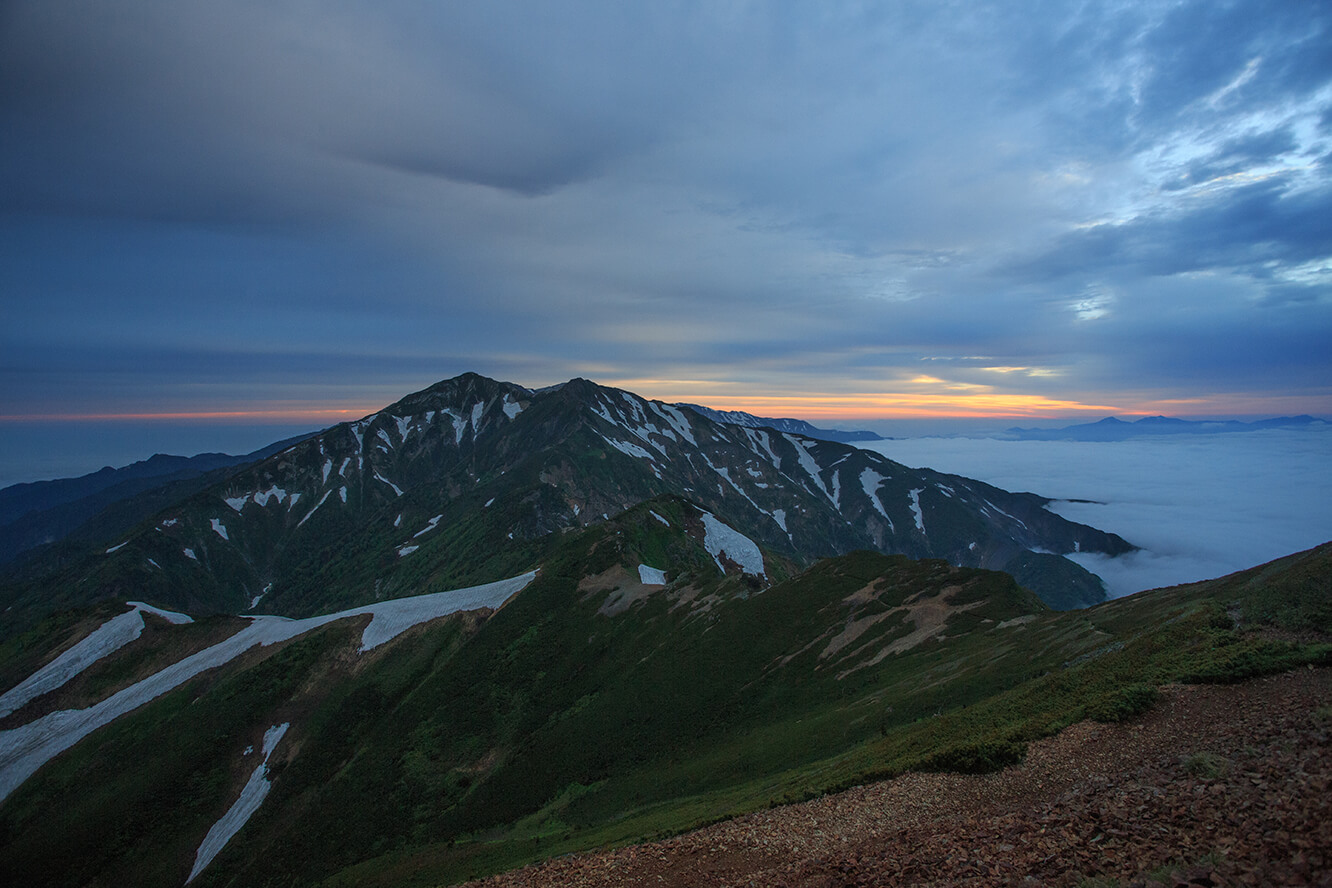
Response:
[0,434,317,567]
[1005,414,1328,441]
[675,404,886,443]
[0,500,1326,887]
[2,373,1131,621]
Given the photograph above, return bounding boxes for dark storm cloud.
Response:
[2,0,1331,429]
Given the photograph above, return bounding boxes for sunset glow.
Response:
[2,1,1327,480]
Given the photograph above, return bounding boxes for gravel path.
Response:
[469,667,1332,887]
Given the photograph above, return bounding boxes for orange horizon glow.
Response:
[2,390,1325,425]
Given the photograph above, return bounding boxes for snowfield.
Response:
[187,722,290,883]
[638,564,668,585]
[0,602,192,719]
[0,572,537,802]
[699,511,766,578]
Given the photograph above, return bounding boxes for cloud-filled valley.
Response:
[864,427,1332,598]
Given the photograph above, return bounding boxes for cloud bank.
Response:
[864,428,1332,598]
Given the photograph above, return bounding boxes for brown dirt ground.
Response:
[467,667,1332,887]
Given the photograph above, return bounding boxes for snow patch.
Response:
[484,497,495,508]
[860,469,893,530]
[745,427,781,468]
[210,518,229,540]
[322,459,333,484]
[651,402,697,446]
[699,511,765,578]
[395,415,412,442]
[983,499,1028,530]
[187,722,290,883]
[161,518,179,527]
[225,495,248,512]
[252,486,288,508]
[397,545,419,557]
[650,510,669,526]
[783,434,833,502]
[470,401,485,433]
[701,452,766,515]
[377,428,394,449]
[601,435,655,461]
[638,564,668,585]
[104,541,129,554]
[338,486,348,503]
[374,473,404,496]
[908,489,926,534]
[0,601,191,719]
[447,410,466,444]
[0,574,537,802]
[183,548,197,561]
[413,515,443,538]
[394,513,402,527]
[356,572,536,651]
[771,509,788,532]
[297,490,332,528]
[502,395,523,419]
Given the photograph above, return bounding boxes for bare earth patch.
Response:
[467,667,1332,887]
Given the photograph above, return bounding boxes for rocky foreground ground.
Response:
[468,667,1332,887]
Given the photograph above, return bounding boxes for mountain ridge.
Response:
[675,403,885,443]
[0,434,319,568]
[2,373,1132,620]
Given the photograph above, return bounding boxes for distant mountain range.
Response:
[1005,414,1328,441]
[0,435,315,566]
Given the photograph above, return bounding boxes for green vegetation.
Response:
[1,511,1327,887]
[0,623,356,887]
[1182,751,1230,779]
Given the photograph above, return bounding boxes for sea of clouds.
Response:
[861,427,1332,599]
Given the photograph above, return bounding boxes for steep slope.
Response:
[4,373,1130,620]
[0,511,1325,888]
[0,500,1051,886]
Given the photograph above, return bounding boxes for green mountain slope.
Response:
[0,502,1325,887]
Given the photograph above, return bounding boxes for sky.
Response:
[865,427,1332,597]
[3,1,1332,481]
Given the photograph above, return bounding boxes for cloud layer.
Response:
[865,428,1332,598]
[2,1,1330,420]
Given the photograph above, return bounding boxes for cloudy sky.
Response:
[3,0,1331,441]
